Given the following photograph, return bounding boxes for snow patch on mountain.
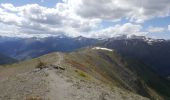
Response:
[93,47,113,51]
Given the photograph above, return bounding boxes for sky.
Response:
[0,0,170,39]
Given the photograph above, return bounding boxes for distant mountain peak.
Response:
[75,36,88,40]
[111,35,146,40]
[107,35,166,45]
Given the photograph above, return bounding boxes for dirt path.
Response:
[47,70,73,100]
[55,53,63,66]
[47,53,73,100]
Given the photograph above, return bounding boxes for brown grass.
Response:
[67,60,89,72]
[26,96,43,100]
[36,60,47,69]
[79,72,87,77]
[75,70,87,78]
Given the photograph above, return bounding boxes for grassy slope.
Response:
[125,58,170,100]
[0,52,60,77]
[65,48,170,100]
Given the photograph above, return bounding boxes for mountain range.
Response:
[0,35,170,78]
[0,36,99,60]
[0,35,170,99]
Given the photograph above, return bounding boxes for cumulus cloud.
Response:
[0,3,101,38]
[0,0,169,38]
[147,26,166,33]
[64,0,170,23]
[86,23,147,38]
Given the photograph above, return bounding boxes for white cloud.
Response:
[0,0,169,38]
[0,3,101,38]
[168,25,170,31]
[148,26,166,33]
[85,23,147,38]
[1,3,18,12]
[64,0,170,23]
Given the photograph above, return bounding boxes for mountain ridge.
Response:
[0,48,152,100]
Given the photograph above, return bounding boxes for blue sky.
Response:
[0,0,169,39]
[143,16,170,39]
[0,0,61,7]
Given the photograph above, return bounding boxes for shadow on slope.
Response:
[65,47,170,100]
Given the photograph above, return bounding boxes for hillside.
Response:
[0,54,17,65]
[66,47,170,99]
[98,36,170,77]
[0,47,169,100]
